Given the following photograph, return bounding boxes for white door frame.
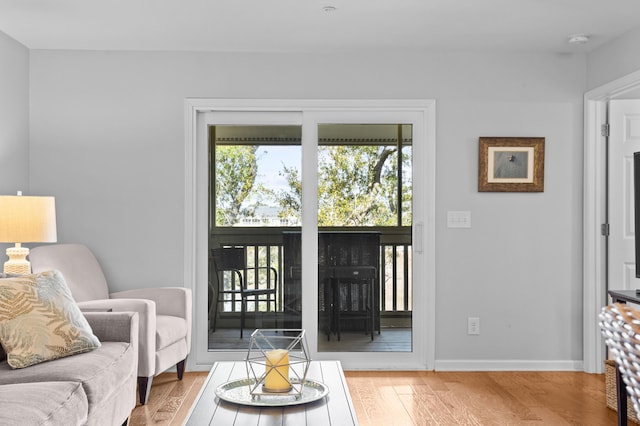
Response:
[584,70,640,373]
[184,99,437,372]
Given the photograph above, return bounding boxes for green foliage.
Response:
[214,144,412,227]
[274,164,301,221]
[317,145,405,226]
[400,147,413,226]
[215,145,259,226]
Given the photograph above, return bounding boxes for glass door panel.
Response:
[208,125,302,350]
[315,124,413,352]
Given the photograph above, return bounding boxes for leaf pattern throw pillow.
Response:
[0,269,101,368]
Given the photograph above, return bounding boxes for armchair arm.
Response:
[83,311,139,345]
[110,287,192,356]
[110,287,191,318]
[77,298,156,378]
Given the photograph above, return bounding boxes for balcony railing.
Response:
[209,229,412,323]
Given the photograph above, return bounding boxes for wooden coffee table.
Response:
[185,360,358,425]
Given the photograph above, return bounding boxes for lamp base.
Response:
[4,244,31,274]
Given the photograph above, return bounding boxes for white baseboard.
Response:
[434,359,584,372]
[187,359,587,373]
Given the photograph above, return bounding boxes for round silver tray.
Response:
[215,378,329,407]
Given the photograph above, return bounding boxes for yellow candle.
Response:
[264,349,290,392]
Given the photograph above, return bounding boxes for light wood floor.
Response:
[129,370,620,425]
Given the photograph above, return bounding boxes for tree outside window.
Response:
[212,124,411,229]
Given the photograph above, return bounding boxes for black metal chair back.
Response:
[211,247,245,272]
[209,246,278,338]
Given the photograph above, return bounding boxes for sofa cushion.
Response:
[0,270,101,368]
[0,341,135,418]
[156,314,187,350]
[0,381,88,426]
[0,341,134,418]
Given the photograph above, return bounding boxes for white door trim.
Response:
[584,70,640,373]
[183,99,437,372]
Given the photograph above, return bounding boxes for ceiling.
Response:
[0,0,639,54]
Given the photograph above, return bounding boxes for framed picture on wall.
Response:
[478,137,545,192]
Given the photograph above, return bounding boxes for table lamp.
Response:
[0,193,57,274]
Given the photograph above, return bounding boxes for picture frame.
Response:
[478,137,545,192]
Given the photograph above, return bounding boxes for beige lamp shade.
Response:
[0,196,57,243]
[0,195,57,274]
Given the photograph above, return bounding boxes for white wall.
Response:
[587,27,640,90]
[0,31,29,256]
[27,49,586,365]
[0,32,29,193]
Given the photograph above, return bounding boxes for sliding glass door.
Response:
[188,100,434,370]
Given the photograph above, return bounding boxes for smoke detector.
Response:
[568,34,590,45]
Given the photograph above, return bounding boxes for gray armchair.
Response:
[29,243,192,405]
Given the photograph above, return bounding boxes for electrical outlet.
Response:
[468,317,480,335]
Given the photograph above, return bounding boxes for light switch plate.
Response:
[447,211,471,228]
